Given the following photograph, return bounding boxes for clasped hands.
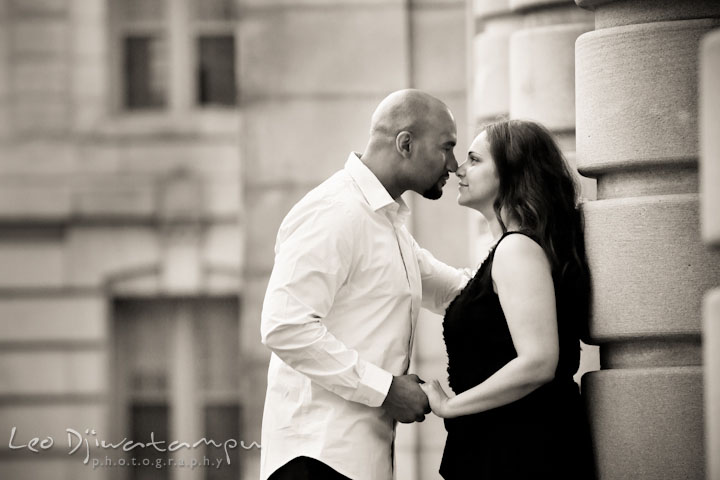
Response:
[382,374,455,422]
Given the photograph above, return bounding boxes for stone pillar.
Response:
[472,0,596,237]
[70,0,107,133]
[575,2,720,478]
[473,0,521,128]
[0,0,8,139]
[700,27,720,480]
[470,0,521,261]
[508,0,595,197]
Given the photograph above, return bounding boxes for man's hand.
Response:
[381,374,431,423]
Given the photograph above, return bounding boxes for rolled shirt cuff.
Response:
[352,361,394,407]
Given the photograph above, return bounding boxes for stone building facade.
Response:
[0,1,245,479]
[0,0,718,479]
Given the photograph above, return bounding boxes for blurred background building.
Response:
[0,0,718,480]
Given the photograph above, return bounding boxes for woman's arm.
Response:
[423,234,559,418]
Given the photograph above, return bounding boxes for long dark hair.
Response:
[484,119,591,339]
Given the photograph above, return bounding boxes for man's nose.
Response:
[447,152,458,172]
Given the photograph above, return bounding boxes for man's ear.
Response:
[396,131,413,158]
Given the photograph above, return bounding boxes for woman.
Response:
[421,119,595,479]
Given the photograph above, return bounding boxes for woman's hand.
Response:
[420,380,455,418]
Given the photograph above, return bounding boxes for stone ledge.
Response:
[0,296,106,343]
[0,350,107,396]
[0,176,240,224]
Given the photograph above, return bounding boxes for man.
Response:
[260,89,469,480]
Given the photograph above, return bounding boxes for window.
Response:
[124,36,168,108]
[197,36,235,106]
[114,0,237,111]
[113,298,242,480]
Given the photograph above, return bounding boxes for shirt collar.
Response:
[344,153,410,221]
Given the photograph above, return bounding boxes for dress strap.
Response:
[495,230,536,248]
[488,230,539,259]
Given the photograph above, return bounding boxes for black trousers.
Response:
[268,456,351,480]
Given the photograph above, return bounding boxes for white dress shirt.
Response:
[260,153,469,480]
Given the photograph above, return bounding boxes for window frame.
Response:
[111,296,242,480]
[109,0,238,117]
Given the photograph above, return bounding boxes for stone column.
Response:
[700,27,720,480]
[508,0,595,196]
[0,0,7,139]
[575,2,720,478]
[470,0,521,260]
[472,0,596,250]
[473,0,521,128]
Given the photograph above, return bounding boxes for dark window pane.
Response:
[204,405,241,480]
[131,404,169,480]
[197,36,236,106]
[192,0,236,20]
[125,36,168,109]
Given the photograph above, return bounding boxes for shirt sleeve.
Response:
[260,199,393,408]
[411,236,473,314]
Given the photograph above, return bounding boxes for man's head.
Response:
[364,89,458,199]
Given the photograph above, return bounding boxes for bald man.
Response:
[260,90,470,480]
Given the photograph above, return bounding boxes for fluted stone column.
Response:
[576,2,720,478]
[700,28,720,480]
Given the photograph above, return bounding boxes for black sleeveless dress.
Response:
[440,231,595,479]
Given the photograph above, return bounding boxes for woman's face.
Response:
[456,131,500,211]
